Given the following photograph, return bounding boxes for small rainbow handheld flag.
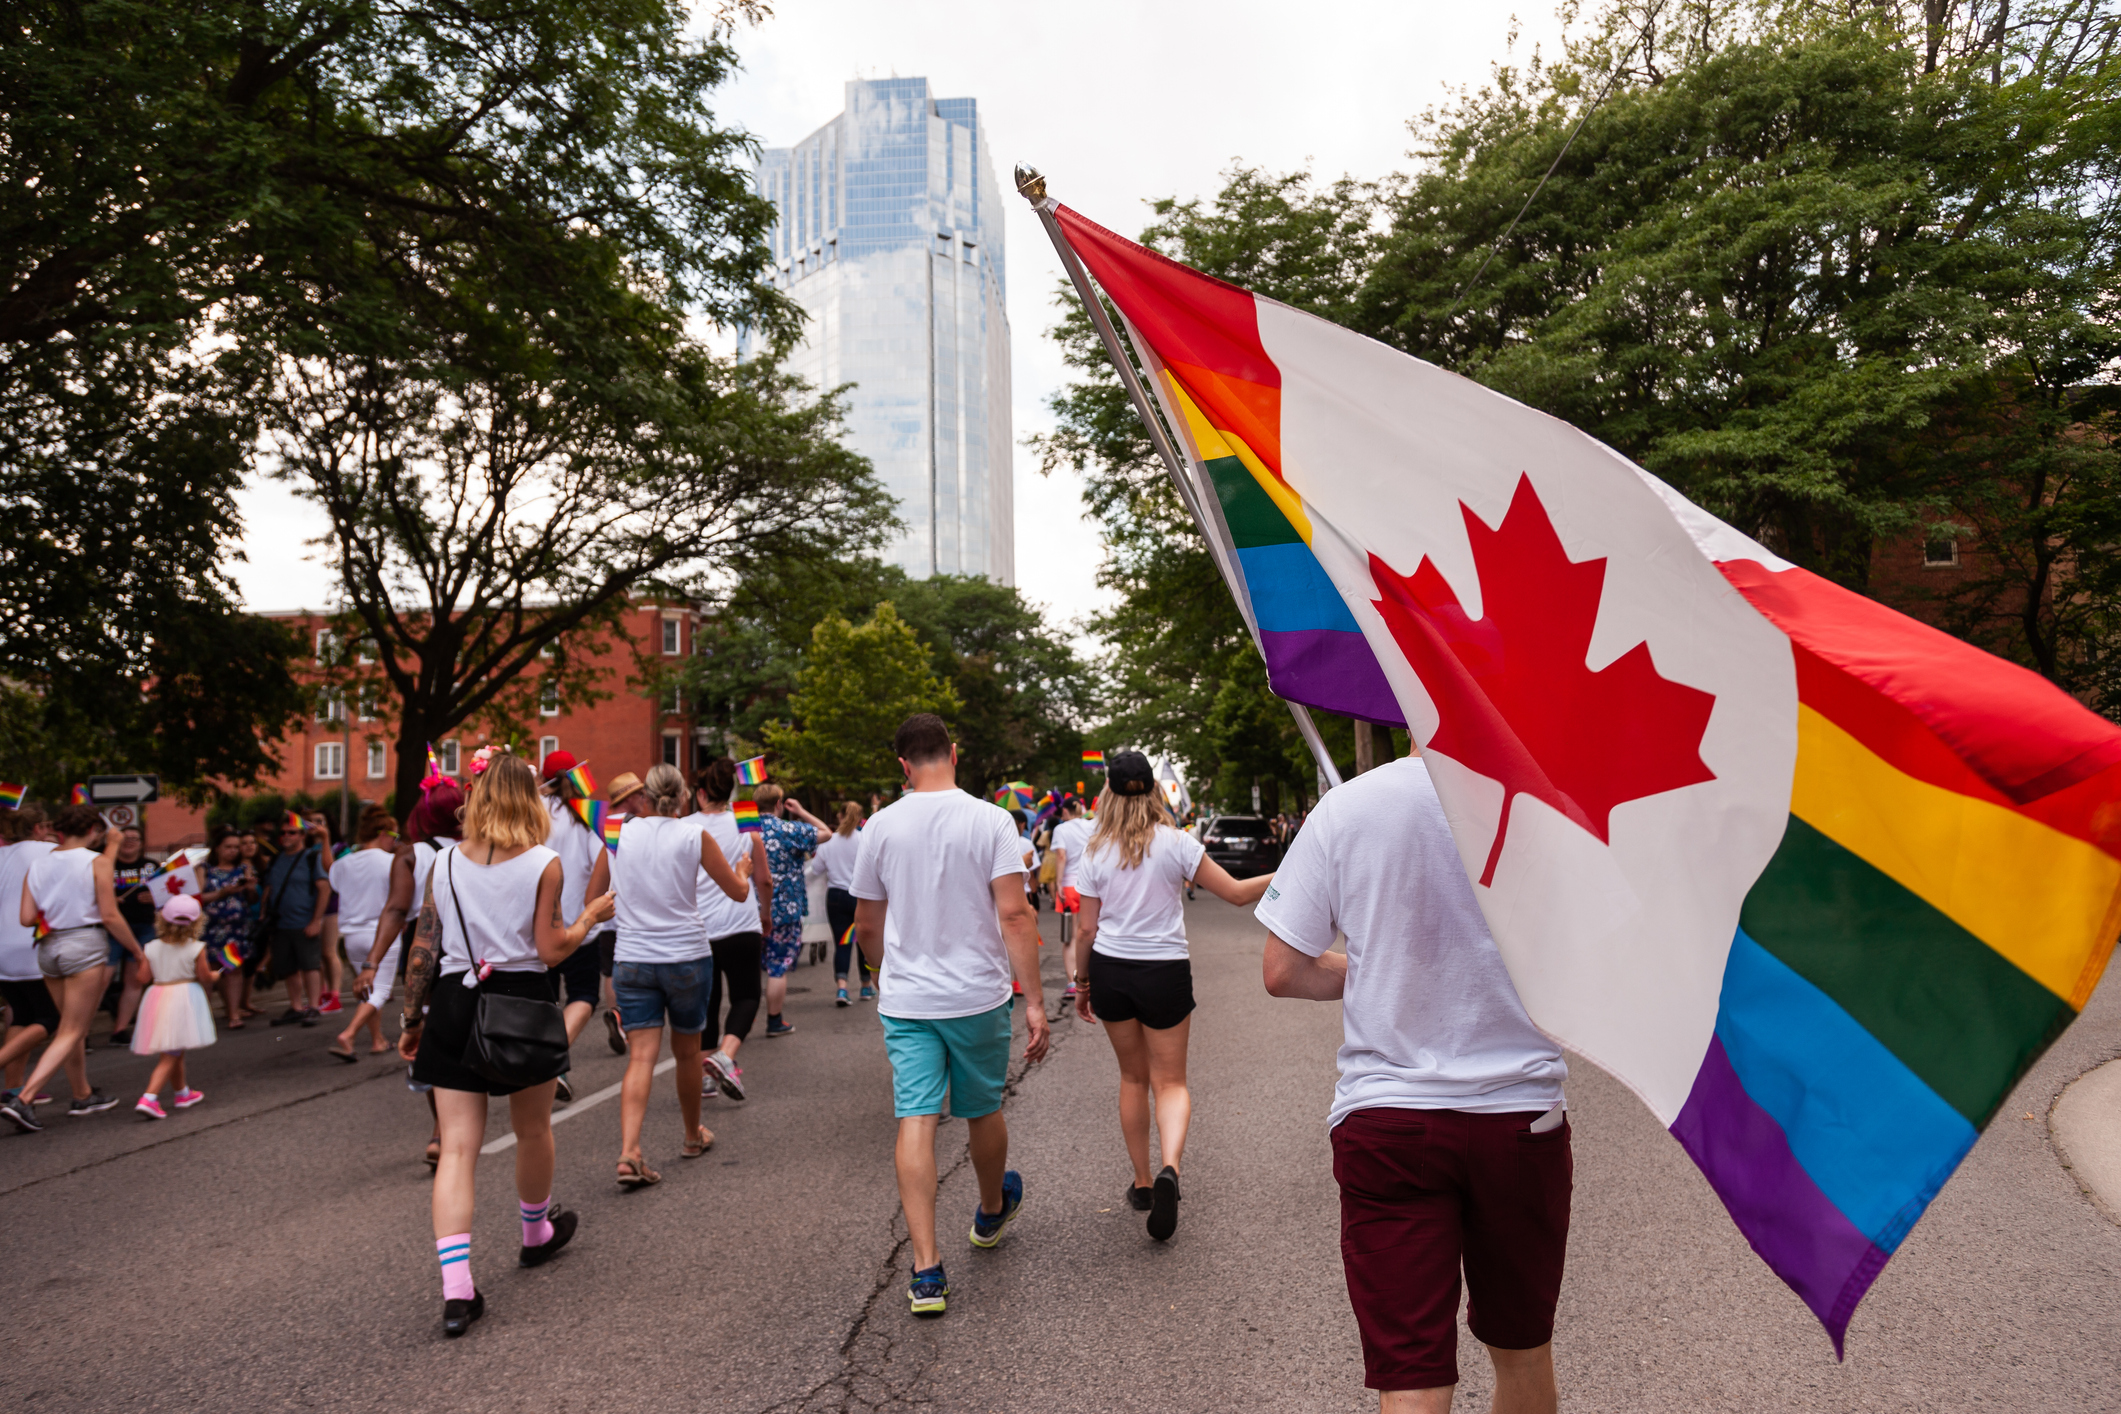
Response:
[559,761,597,801]
[569,795,609,837]
[0,782,24,809]
[69,783,88,805]
[735,755,768,786]
[1081,750,1105,769]
[733,800,762,834]
[600,813,623,853]
[218,941,244,971]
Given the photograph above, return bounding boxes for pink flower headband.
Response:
[468,744,506,776]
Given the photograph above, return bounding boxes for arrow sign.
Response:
[87,774,159,805]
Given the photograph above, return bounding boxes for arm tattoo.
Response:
[400,894,442,1025]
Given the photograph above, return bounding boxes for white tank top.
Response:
[27,847,101,931]
[411,838,456,921]
[328,848,395,943]
[433,843,556,976]
[544,796,601,925]
[613,815,709,963]
[685,810,756,941]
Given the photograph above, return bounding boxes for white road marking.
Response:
[480,1056,676,1154]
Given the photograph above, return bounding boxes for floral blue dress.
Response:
[758,815,817,978]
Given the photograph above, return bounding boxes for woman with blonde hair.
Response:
[611,762,753,1188]
[397,748,615,1336]
[1073,750,1272,1243]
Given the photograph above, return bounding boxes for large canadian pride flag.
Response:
[1049,203,2121,1352]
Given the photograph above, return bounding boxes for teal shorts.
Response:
[881,1001,1014,1120]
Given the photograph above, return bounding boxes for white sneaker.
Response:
[704,1050,746,1101]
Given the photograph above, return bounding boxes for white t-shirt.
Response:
[1078,825,1207,963]
[1255,757,1566,1129]
[544,795,602,926]
[328,848,395,944]
[1050,817,1095,890]
[614,815,710,964]
[0,841,55,981]
[684,810,758,941]
[433,843,557,976]
[850,789,1025,1020]
[814,830,860,892]
[26,846,100,932]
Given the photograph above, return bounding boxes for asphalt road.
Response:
[5,896,2119,1412]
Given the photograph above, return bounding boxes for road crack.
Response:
[756,992,1082,1413]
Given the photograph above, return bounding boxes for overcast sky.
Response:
[230,0,1568,629]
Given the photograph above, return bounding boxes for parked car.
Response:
[1200,814,1281,879]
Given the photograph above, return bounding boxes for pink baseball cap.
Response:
[159,894,202,924]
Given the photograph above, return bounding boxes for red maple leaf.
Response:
[1370,474,1718,887]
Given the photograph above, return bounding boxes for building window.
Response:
[366,740,387,779]
[539,735,559,763]
[315,742,345,780]
[316,689,344,724]
[660,682,685,714]
[355,685,380,721]
[661,617,682,655]
[438,739,460,775]
[1924,538,1960,568]
[661,732,682,767]
[314,628,337,662]
[539,679,559,716]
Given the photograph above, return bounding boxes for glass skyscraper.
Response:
[749,78,1013,584]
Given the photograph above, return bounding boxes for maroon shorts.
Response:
[1331,1106,1572,1391]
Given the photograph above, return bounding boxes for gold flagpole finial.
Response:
[1013,165,1047,203]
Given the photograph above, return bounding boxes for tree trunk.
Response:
[1353,720,1391,774]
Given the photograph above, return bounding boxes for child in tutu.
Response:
[132,893,219,1119]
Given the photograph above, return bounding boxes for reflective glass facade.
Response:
[746,78,1013,584]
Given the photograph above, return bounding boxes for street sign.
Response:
[102,804,138,829]
[87,774,159,805]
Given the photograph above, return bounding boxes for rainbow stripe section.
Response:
[1081,750,1105,768]
[735,756,768,786]
[733,800,762,835]
[1674,562,2121,1352]
[1055,205,1401,727]
[69,783,87,805]
[0,782,24,809]
[599,814,622,853]
[569,796,610,840]
[559,763,597,801]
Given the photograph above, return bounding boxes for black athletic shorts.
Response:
[1087,951,1195,1030]
[595,929,617,978]
[0,977,61,1035]
[553,937,601,1008]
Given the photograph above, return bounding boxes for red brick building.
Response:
[144,600,711,848]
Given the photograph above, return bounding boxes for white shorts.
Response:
[365,940,400,1007]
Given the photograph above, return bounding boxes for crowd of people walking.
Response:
[0,719,1573,1413]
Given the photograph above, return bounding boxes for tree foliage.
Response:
[765,604,958,799]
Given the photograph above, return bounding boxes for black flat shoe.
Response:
[1127,1184,1153,1212]
[603,1010,625,1055]
[442,1291,485,1337]
[1147,1165,1181,1242]
[519,1206,578,1268]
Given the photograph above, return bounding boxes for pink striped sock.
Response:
[520,1195,553,1247]
[436,1234,473,1300]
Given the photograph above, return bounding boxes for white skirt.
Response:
[132,982,218,1054]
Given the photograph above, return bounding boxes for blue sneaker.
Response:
[859,985,876,1001]
[908,1264,949,1316]
[968,1170,1023,1248]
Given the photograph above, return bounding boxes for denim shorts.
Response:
[613,957,711,1035]
[881,1000,1014,1120]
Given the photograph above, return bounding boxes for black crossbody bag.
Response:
[445,850,569,1088]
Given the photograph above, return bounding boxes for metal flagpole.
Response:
[1015,164,1343,791]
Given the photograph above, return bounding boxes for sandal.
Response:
[616,1156,661,1187]
[424,1138,441,1171]
[681,1125,714,1158]
[327,1042,358,1064]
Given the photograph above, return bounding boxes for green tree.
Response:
[766,605,959,798]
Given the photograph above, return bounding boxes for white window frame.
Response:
[316,688,344,725]
[661,731,682,767]
[438,739,460,775]
[1924,538,1960,568]
[314,741,345,780]
[661,617,682,655]
[314,628,337,663]
[539,735,559,763]
[539,678,560,717]
[366,739,387,780]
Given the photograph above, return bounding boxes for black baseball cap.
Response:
[1106,750,1155,796]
